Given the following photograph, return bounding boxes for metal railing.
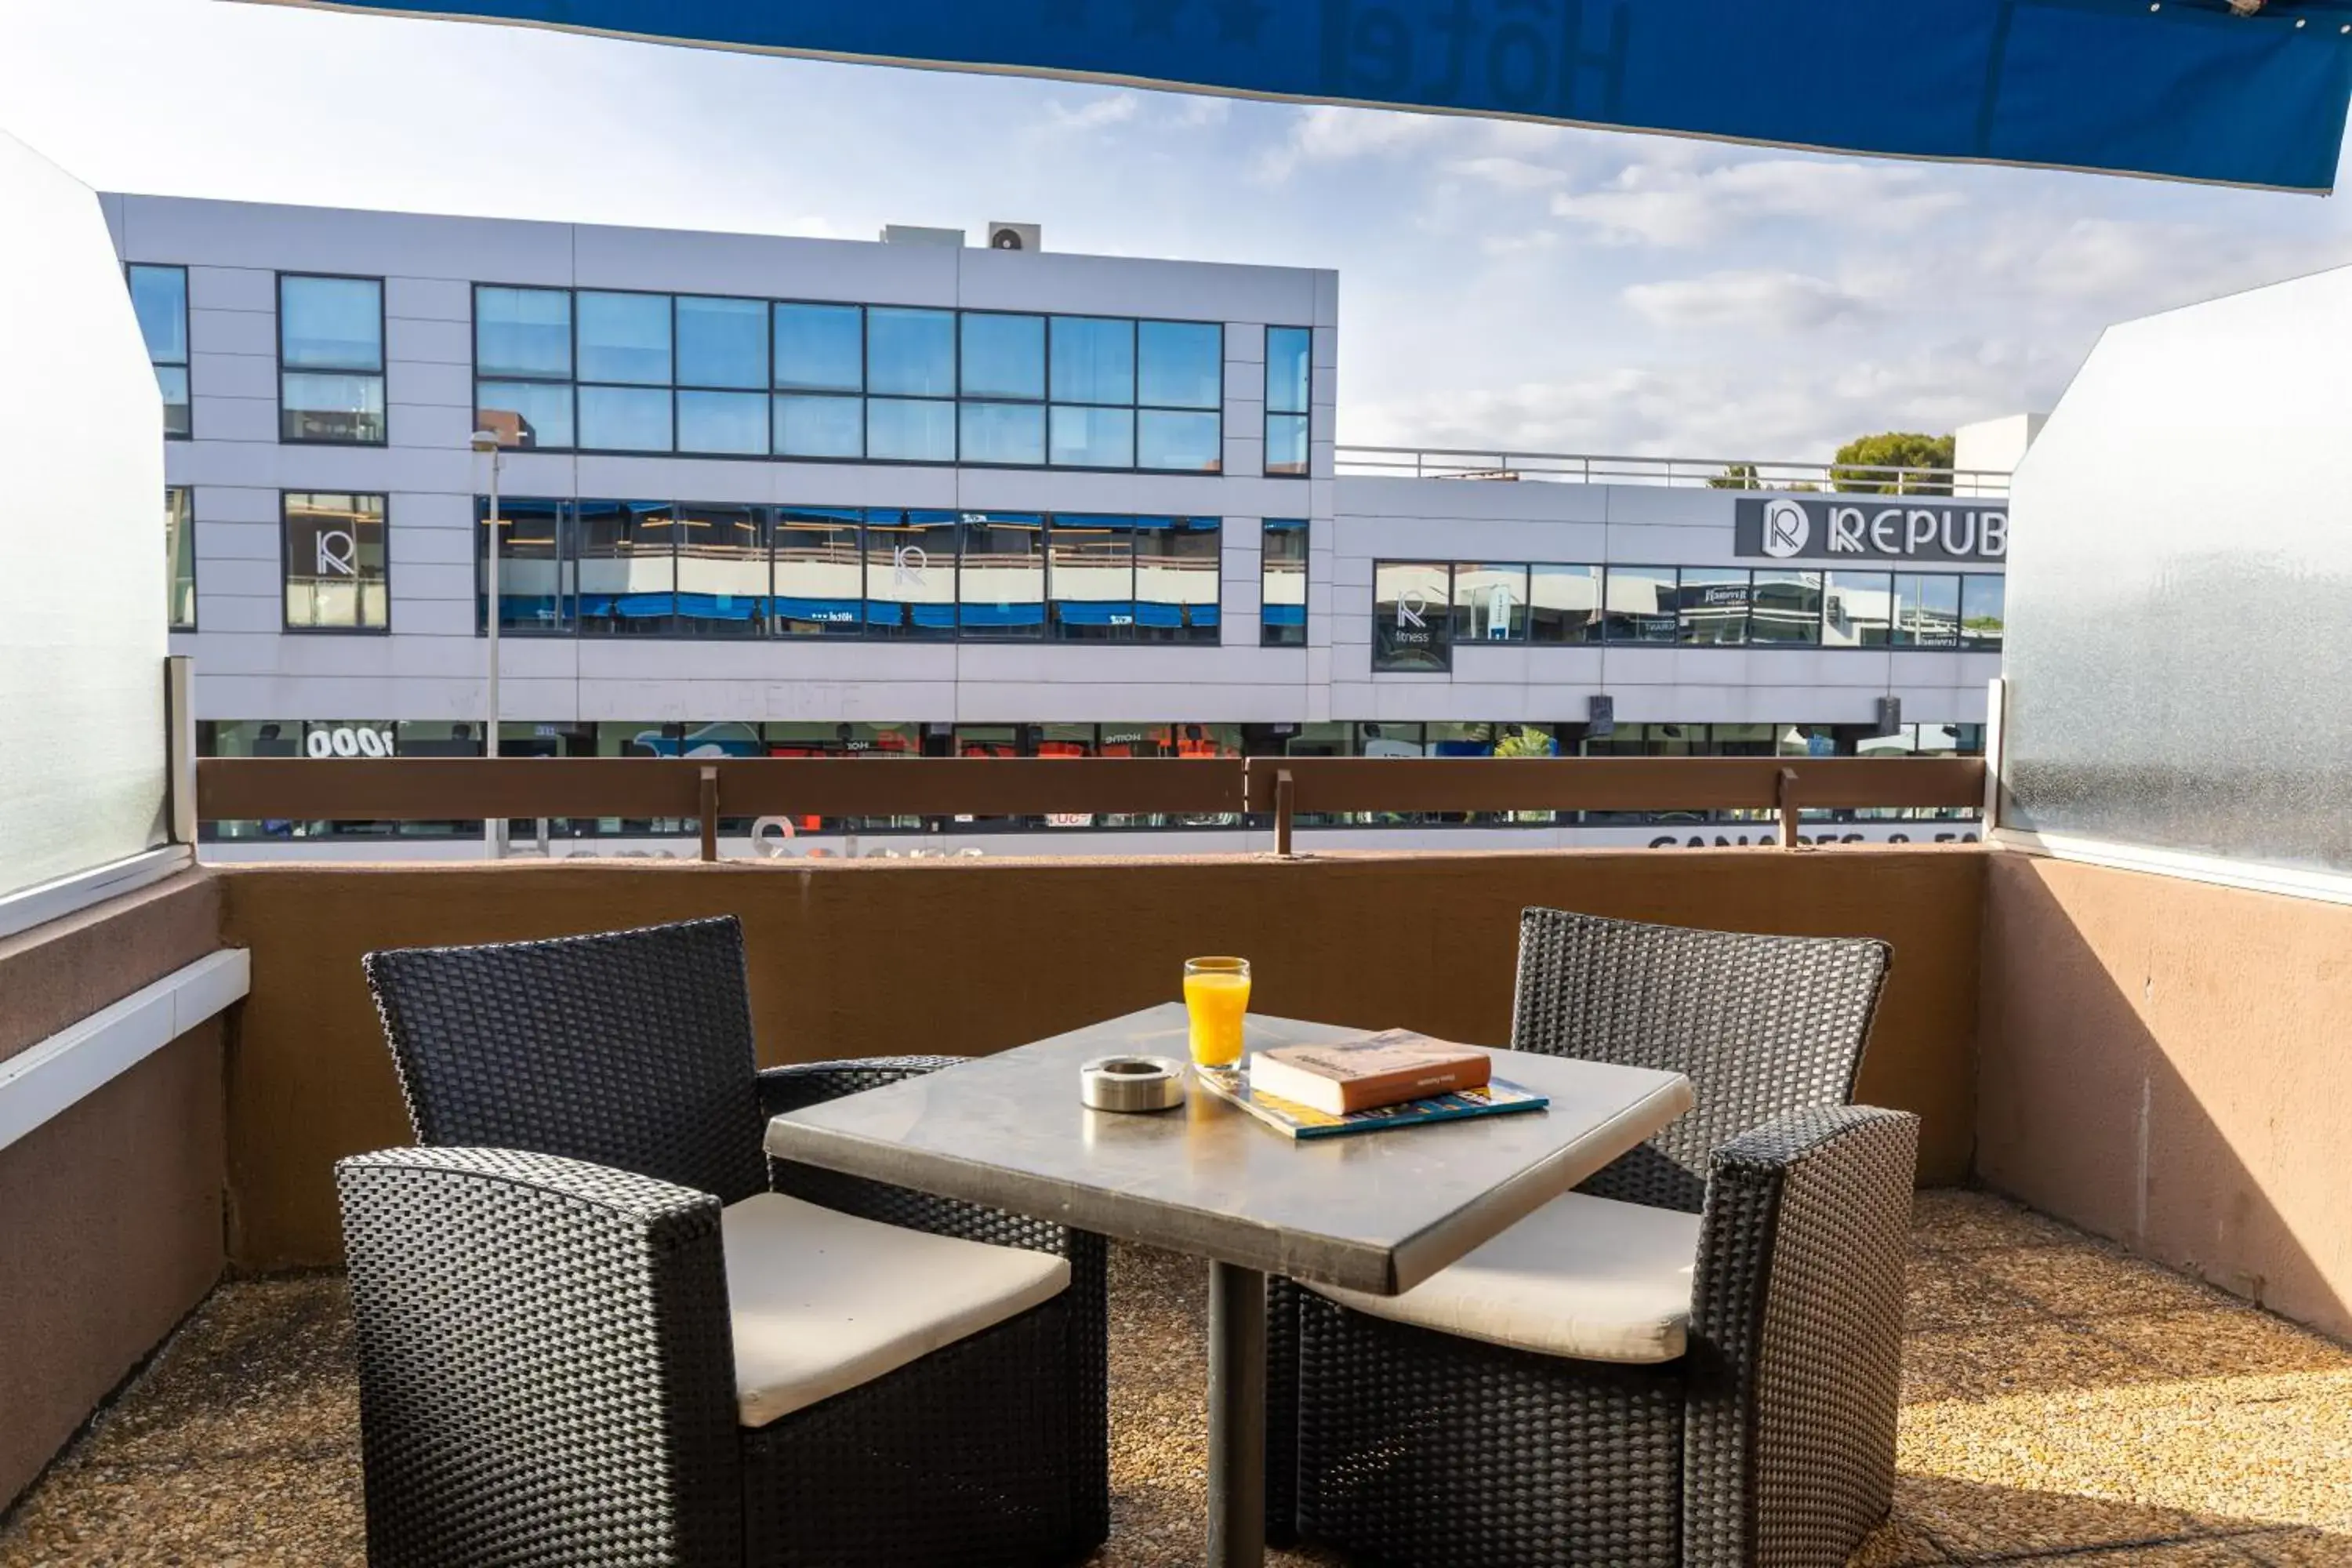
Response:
[196,755,1987,861]
[1334,445,2011,498]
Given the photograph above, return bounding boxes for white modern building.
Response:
[115,194,2006,855]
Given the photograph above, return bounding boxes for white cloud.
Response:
[1168,95,1232,129]
[1040,93,1142,133]
[1552,158,1967,246]
[1254,104,1451,181]
[1443,155,1567,191]
[1623,270,1871,332]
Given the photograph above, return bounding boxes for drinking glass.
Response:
[1182,956,1251,1068]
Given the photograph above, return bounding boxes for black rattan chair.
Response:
[338,916,1108,1568]
[1266,907,1912,1567]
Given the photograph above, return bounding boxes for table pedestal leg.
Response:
[1206,1259,1268,1568]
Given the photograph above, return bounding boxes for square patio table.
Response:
[764,1004,1694,1568]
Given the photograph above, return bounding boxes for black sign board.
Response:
[1733,496,2007,564]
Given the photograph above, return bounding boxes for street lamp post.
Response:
[470,430,504,859]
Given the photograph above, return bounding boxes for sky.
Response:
[7,0,2352,463]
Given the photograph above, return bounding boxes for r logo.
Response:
[1396,587,1428,628]
[1761,499,1809,560]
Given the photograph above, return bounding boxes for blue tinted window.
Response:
[867,397,956,462]
[774,303,862,392]
[867,307,955,397]
[960,402,1045,466]
[1050,516,1134,641]
[575,500,675,635]
[577,292,672,385]
[1137,409,1222,473]
[476,286,572,379]
[1267,412,1309,477]
[1266,326,1312,414]
[1133,517,1221,643]
[676,296,767,389]
[482,495,572,633]
[1050,405,1134,468]
[1138,320,1221,408]
[1051,316,1134,405]
[128,265,187,363]
[677,390,768,455]
[960,313,1044,400]
[155,365,191,438]
[280,275,381,371]
[282,372,385,444]
[477,380,573,449]
[774,394,864,459]
[578,384,673,452]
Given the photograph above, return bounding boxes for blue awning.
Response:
[240,0,2352,191]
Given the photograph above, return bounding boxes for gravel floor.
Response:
[3,1189,2347,1566]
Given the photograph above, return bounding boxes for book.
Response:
[1193,1062,1548,1142]
[1247,1029,1492,1115]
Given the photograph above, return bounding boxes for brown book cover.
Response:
[1247,1029,1492,1116]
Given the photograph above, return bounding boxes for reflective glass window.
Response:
[1049,405,1134,468]
[1893,572,1962,647]
[475,381,572,450]
[1266,326,1312,416]
[1749,568,1824,644]
[1133,517,1221,643]
[677,390,768,456]
[773,303,863,392]
[283,492,388,631]
[773,394,863,459]
[1050,316,1134,405]
[1824,570,1893,647]
[1602,564,1679,642]
[675,295,767,389]
[960,313,1045,400]
[867,397,956,462]
[1962,575,2005,651]
[576,291,672,385]
[480,495,572,633]
[129,265,191,437]
[676,504,767,636]
[957,514,1046,638]
[772,507,865,637]
[281,372,386,445]
[280,275,382,371]
[1261,519,1307,648]
[866,307,955,397]
[1452,562,1528,642]
[476,286,572,379]
[862,510,957,639]
[960,401,1045,465]
[1137,408,1221,473]
[1358,720,1428,757]
[167,488,195,630]
[578,384,673,452]
[576,500,676,634]
[154,365,191,439]
[1050,516,1134,641]
[1374,561,1451,671]
[1530,564,1600,644]
[1138,321,1222,408]
[1679,568,1750,644]
[1266,413,1309,477]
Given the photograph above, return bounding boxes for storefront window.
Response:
[1962,575,2005,651]
[283,492,388,631]
[481,495,572,633]
[576,500,675,635]
[1451,563,1528,643]
[675,503,767,636]
[1049,515,1134,640]
[1678,568,1750,645]
[772,507,864,637]
[1373,561,1452,671]
[1893,573,1962,648]
[1824,571,1893,648]
[1131,517,1221,643]
[958,514,1046,637]
[1530,564,1600,644]
[1748,569,1823,644]
[1602,565,1679,643]
[864,510,958,639]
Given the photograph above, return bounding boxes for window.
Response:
[1962,575,2005,651]
[1893,573,1962,647]
[1749,569,1823,645]
[476,285,573,448]
[1051,516,1134,640]
[676,295,771,456]
[958,513,1046,638]
[575,291,673,451]
[772,507,865,637]
[1261,519,1307,647]
[1678,568,1749,645]
[867,307,955,397]
[961,313,1045,400]
[1137,320,1223,474]
[1049,405,1134,469]
[1824,571,1893,647]
[576,500,675,635]
[676,504,768,635]
[1133,517,1221,643]
[166,488,195,630]
[1374,561,1452,671]
[283,492,387,630]
[1530,564,1600,644]
[1452,562,1528,643]
[863,510,958,638]
[129,264,190,438]
[1265,325,1311,477]
[279,275,384,444]
[959,401,1045,466]
[481,496,572,633]
[1050,316,1135,469]
[1603,565,1679,643]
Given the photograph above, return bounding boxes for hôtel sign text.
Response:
[1733,497,2006,564]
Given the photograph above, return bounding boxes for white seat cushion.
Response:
[1310,1191,1700,1364]
[721,1192,1069,1428]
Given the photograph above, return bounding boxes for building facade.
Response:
[114,194,2002,855]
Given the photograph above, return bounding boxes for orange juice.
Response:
[1183,958,1251,1067]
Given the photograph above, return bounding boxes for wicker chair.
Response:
[1266,907,1913,1567]
[337,916,1108,1568]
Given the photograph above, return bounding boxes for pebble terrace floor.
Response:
[4,1189,2350,1566]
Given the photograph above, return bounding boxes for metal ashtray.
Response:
[1080,1054,1188,1112]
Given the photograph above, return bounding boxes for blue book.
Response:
[1193,1065,1548,1141]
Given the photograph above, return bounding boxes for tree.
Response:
[1708,463,1815,492]
[1831,431,1955,495]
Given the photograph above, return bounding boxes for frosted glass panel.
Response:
[2003,265,2352,877]
[0,136,169,902]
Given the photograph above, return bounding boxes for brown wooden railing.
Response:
[196,755,1986,860]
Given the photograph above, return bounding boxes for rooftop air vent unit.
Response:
[880,224,966,248]
[988,222,1043,252]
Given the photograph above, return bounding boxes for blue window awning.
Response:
[241,1,2352,191]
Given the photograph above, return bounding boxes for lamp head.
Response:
[469,429,503,453]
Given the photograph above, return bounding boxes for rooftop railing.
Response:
[1335,445,2011,498]
[196,754,1987,859]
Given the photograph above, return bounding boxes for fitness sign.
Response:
[1734,496,2007,564]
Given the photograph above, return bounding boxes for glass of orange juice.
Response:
[1183,957,1251,1068]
